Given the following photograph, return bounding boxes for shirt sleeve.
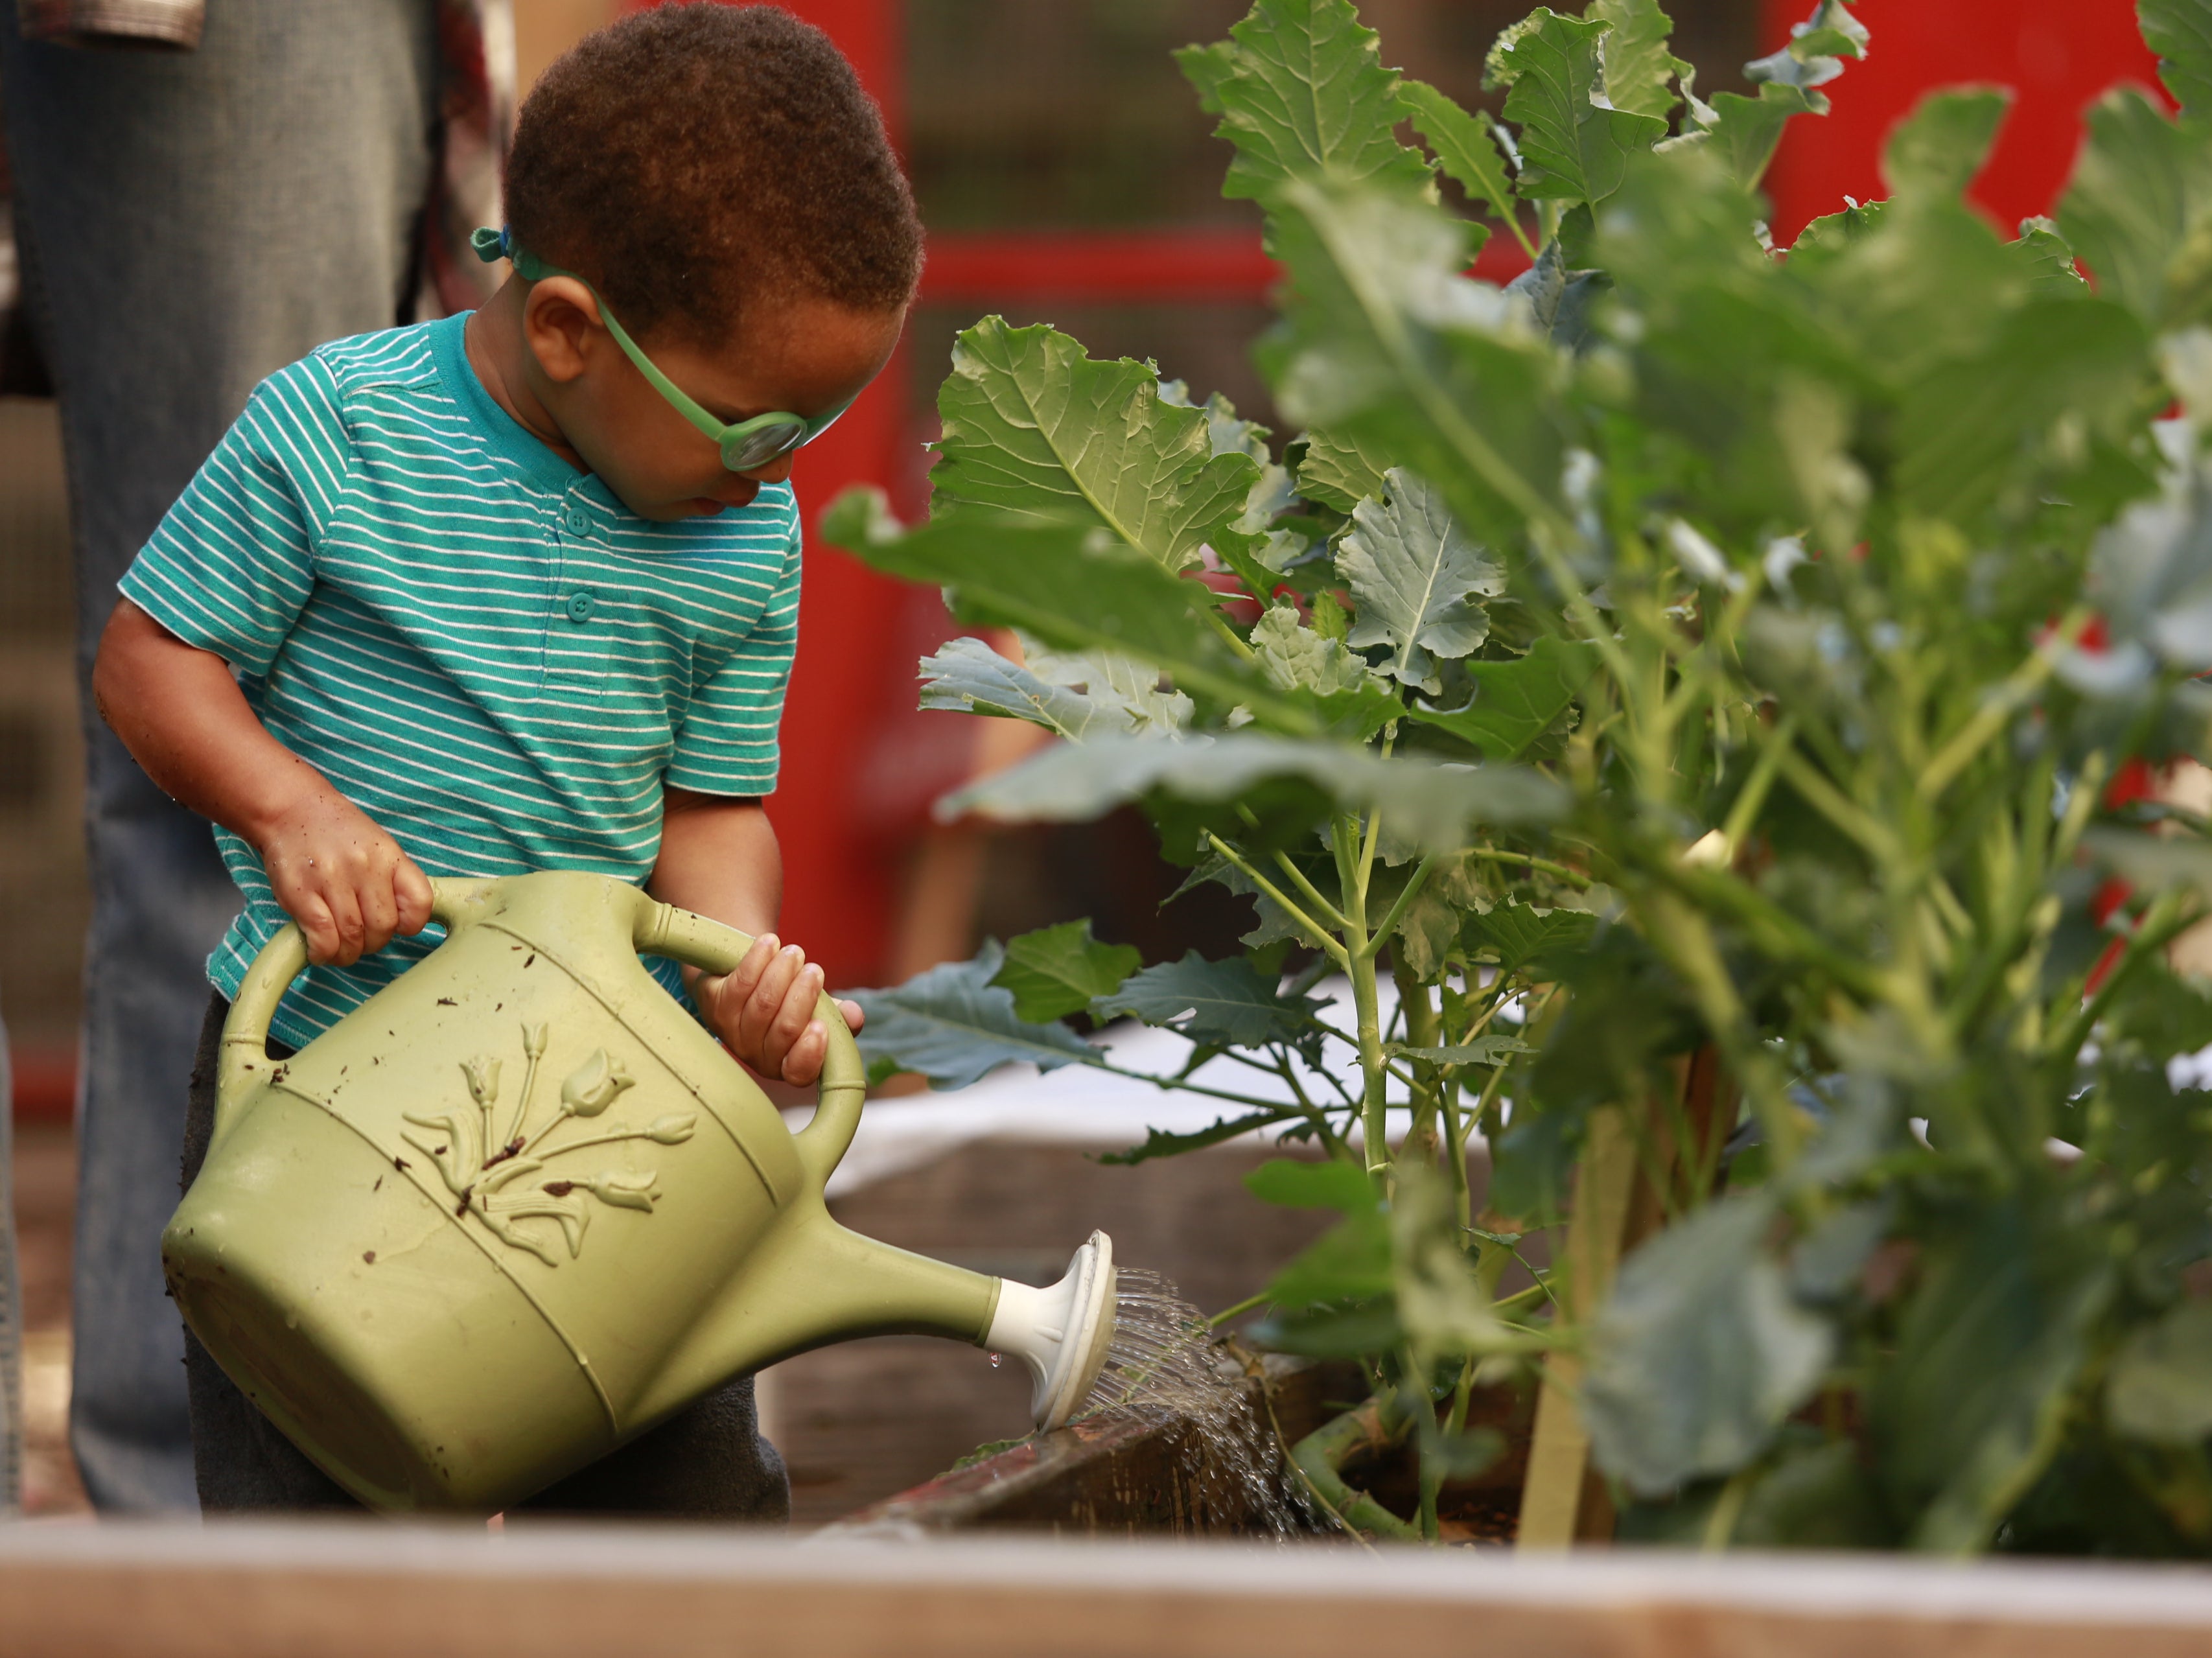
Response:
[664,506,804,797]
[117,353,353,677]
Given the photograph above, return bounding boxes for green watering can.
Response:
[163,870,1117,1513]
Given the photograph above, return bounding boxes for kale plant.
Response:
[829,0,2212,1554]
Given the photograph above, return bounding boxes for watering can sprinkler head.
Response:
[989,1231,1118,1430]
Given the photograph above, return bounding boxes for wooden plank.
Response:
[6,1524,2212,1658]
[1517,1104,1639,1548]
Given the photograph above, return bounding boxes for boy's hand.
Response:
[696,933,865,1089]
[257,788,434,967]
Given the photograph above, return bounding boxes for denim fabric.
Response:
[0,0,437,1511]
[1,1019,21,1514]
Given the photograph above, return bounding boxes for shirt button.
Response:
[565,591,596,624]
[563,506,590,535]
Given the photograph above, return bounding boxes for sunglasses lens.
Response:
[722,419,807,473]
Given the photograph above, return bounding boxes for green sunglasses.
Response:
[472,226,854,473]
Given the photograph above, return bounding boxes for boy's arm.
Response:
[651,786,863,1090]
[93,598,433,966]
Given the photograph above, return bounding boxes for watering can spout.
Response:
[669,1217,1118,1435]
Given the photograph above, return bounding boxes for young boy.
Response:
[89,6,916,1517]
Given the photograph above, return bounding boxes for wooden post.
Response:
[1516,1048,1737,1548]
[1516,1104,1638,1548]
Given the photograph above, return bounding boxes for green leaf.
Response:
[1401,80,1520,227]
[2109,1301,2212,1444]
[1246,1155,1375,1211]
[1251,602,1382,696]
[2058,88,2212,333]
[1732,1436,1891,1548]
[1506,237,1609,349]
[1267,180,1568,548]
[1388,1035,1530,1067]
[1882,87,2010,202]
[1253,1158,1393,1307]
[990,920,1141,1023]
[1743,0,1867,92]
[1386,850,1493,975]
[1160,381,1299,549]
[1587,0,1688,123]
[1468,900,1598,977]
[917,636,1193,738]
[1018,640,1200,735]
[1405,635,1598,760]
[942,730,1566,852]
[1098,1110,1302,1167]
[1892,296,2149,525]
[1296,425,1392,511]
[1174,0,1434,207]
[1789,196,1887,264]
[2085,826,2212,896]
[2143,0,2212,117]
[1491,10,1667,207]
[1391,1158,1511,1358]
[1336,468,1504,692]
[850,942,1098,1090]
[824,490,1285,727]
[1699,82,1824,189]
[2012,215,2088,296]
[1582,1193,1834,1496]
[1093,950,1324,1045]
[1872,1201,2113,1552]
[931,317,1261,573]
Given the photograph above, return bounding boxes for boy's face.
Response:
[522,282,906,521]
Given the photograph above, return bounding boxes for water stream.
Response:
[1072,1267,1314,1537]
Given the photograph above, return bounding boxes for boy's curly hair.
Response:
[506,4,920,345]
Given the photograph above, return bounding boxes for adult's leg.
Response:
[0,1011,20,1514]
[0,0,437,1511]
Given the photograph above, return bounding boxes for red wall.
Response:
[1764,0,2163,240]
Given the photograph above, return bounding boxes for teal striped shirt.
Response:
[121,314,803,1047]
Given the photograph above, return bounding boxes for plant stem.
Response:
[1272,847,1351,929]
[1207,1289,1274,1327]
[1202,605,1259,663]
[1462,847,1592,888]
[1717,711,1799,857]
[1916,607,2090,802]
[2047,889,2202,1062]
[1088,1062,1312,1115]
[1366,852,1442,957]
[1289,1388,1423,1543]
[1205,832,1351,968]
[1333,814,1392,1178]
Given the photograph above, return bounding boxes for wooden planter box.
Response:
[828,1357,1537,1544]
[7,1521,2212,1657]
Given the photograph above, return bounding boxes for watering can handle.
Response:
[217,880,868,1184]
[630,896,867,1190]
[215,878,502,1144]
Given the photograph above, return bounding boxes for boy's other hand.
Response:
[696,933,864,1089]
[257,789,434,967]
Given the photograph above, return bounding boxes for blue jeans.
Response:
[0,0,437,1512]
[1,1022,20,1514]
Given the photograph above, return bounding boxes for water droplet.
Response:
[987,1351,1003,1368]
